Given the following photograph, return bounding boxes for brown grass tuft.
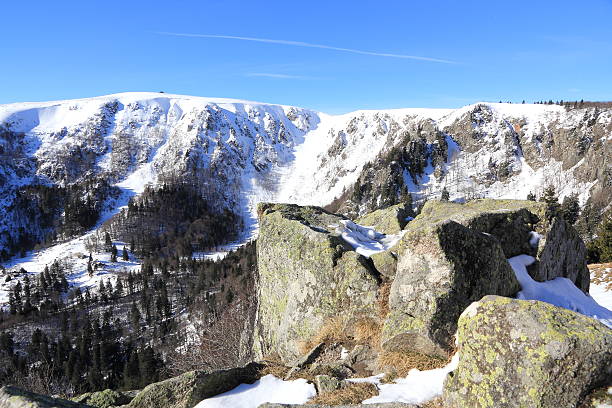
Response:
[259,362,291,379]
[307,382,379,405]
[298,316,347,355]
[377,350,447,377]
[377,280,392,318]
[353,317,382,350]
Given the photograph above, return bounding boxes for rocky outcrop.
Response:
[381,199,592,357]
[254,203,380,361]
[0,386,90,408]
[443,295,612,408]
[535,217,590,291]
[72,390,133,408]
[124,362,263,408]
[382,215,520,357]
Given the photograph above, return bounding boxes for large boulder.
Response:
[381,199,593,357]
[410,199,590,291]
[382,218,520,357]
[0,386,90,408]
[254,203,381,361]
[355,203,411,235]
[124,362,263,408]
[443,296,612,408]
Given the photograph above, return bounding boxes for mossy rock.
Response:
[443,296,612,408]
[76,389,131,408]
[0,385,92,408]
[255,203,380,362]
[355,203,411,234]
[125,362,263,408]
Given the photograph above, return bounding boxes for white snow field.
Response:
[194,375,316,408]
[508,255,612,328]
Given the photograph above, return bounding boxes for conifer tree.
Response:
[440,187,450,201]
[111,245,118,263]
[527,191,536,201]
[122,247,129,261]
[560,193,580,225]
[540,185,560,221]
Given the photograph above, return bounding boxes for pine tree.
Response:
[104,232,113,252]
[560,193,580,225]
[527,191,536,201]
[111,245,118,263]
[122,247,129,261]
[87,260,94,277]
[440,187,450,201]
[115,278,124,297]
[540,185,560,221]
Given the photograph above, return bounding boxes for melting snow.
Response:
[334,220,404,257]
[508,255,612,328]
[194,375,315,408]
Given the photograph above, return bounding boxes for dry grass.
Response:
[377,280,392,318]
[421,396,445,408]
[588,262,612,290]
[376,350,447,379]
[298,316,348,355]
[307,382,379,405]
[259,362,291,379]
[353,317,382,350]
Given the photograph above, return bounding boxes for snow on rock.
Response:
[194,375,315,408]
[508,255,612,328]
[528,231,542,248]
[347,353,460,405]
[334,219,404,257]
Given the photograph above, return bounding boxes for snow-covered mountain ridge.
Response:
[0,92,610,272]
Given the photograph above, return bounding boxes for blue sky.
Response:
[1,0,611,112]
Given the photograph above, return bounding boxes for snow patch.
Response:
[349,353,460,405]
[508,255,612,328]
[334,220,404,257]
[194,375,316,408]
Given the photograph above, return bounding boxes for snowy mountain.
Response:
[0,93,610,302]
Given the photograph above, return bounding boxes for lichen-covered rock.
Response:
[535,217,590,291]
[74,389,131,408]
[443,295,612,408]
[254,203,380,362]
[125,362,263,408]
[314,375,341,393]
[406,199,590,291]
[355,203,411,235]
[0,386,91,408]
[382,219,520,357]
[259,404,418,408]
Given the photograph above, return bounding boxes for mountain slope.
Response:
[0,93,610,297]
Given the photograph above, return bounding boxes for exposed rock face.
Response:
[443,295,612,408]
[381,199,593,357]
[124,362,263,408]
[259,404,419,408]
[382,217,520,357]
[0,385,90,408]
[254,203,380,361]
[72,389,132,408]
[535,217,590,291]
[355,203,411,235]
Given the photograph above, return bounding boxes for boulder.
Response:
[314,375,341,393]
[382,219,520,357]
[73,389,131,408]
[410,199,589,291]
[254,203,380,362]
[535,217,590,291]
[125,362,263,408]
[382,198,593,357]
[0,385,90,408]
[355,203,411,234]
[443,296,612,408]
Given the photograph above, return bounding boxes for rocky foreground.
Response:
[1,199,611,408]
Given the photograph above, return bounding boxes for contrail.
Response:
[156,32,456,64]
